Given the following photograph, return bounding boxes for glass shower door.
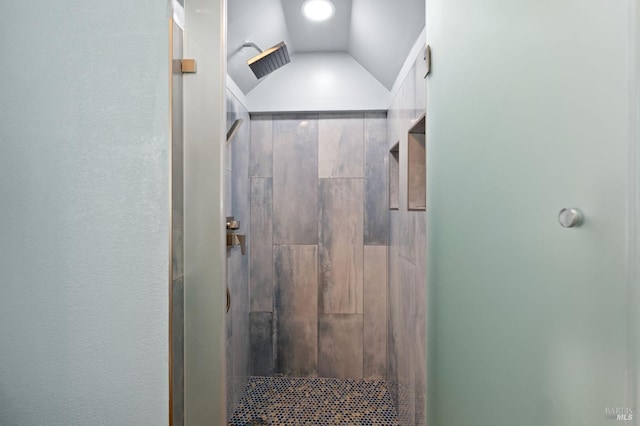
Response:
[426,0,638,425]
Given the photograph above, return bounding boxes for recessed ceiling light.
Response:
[302,0,335,22]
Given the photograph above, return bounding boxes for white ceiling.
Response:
[227,0,425,95]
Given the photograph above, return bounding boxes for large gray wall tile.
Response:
[387,94,402,150]
[319,178,364,314]
[250,312,274,376]
[273,115,318,245]
[250,115,272,177]
[225,91,251,417]
[399,211,417,264]
[414,215,427,426]
[415,213,427,316]
[318,113,364,178]
[227,96,249,219]
[386,53,428,422]
[274,245,318,376]
[225,168,232,218]
[229,91,251,337]
[364,112,388,245]
[415,316,427,426]
[387,240,400,388]
[226,93,239,172]
[228,216,250,405]
[248,111,393,382]
[364,246,387,379]
[318,314,364,379]
[399,257,416,347]
[398,255,417,426]
[399,62,417,129]
[231,104,251,259]
[250,178,273,312]
[226,93,237,138]
[228,244,250,339]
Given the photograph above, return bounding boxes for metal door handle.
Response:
[558,208,582,228]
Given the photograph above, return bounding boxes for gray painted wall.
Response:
[0,2,169,424]
[248,112,388,379]
[387,47,428,426]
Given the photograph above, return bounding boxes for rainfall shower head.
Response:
[243,41,290,79]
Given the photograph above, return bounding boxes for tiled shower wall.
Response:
[387,48,428,425]
[226,90,252,421]
[249,112,389,380]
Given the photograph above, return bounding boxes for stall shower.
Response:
[224,45,427,425]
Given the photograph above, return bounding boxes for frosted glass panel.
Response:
[183,0,227,423]
[426,1,636,425]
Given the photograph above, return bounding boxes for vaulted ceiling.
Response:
[227,0,425,95]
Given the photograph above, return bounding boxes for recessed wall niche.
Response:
[407,114,426,210]
[389,142,400,210]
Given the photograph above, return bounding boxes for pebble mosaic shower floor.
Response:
[229,376,400,426]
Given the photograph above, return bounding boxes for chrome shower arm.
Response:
[242,41,263,54]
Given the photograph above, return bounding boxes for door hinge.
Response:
[181,59,197,73]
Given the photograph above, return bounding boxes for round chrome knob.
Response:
[558,208,582,228]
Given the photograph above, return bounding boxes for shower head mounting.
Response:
[243,41,291,79]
